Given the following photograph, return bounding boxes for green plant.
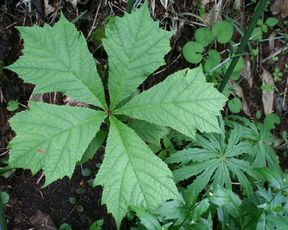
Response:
[6,3,227,227]
[212,21,234,44]
[261,81,275,92]
[89,219,104,230]
[226,115,280,170]
[182,20,233,66]
[166,119,257,199]
[59,223,73,230]
[251,17,279,41]
[0,191,7,230]
[6,100,19,112]
[273,67,283,82]
[228,97,242,113]
[113,115,284,229]
[182,41,204,64]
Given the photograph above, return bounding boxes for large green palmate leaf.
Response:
[115,67,227,138]
[6,15,105,108]
[9,102,106,185]
[94,116,180,228]
[104,2,172,108]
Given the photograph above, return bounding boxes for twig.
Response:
[87,0,102,40]
[261,46,288,64]
[36,172,45,184]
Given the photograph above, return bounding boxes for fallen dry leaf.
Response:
[204,0,224,25]
[29,93,44,103]
[30,210,57,230]
[234,0,242,10]
[260,69,275,115]
[44,0,56,17]
[270,0,288,18]
[64,96,88,107]
[241,56,253,88]
[268,31,277,51]
[229,80,251,117]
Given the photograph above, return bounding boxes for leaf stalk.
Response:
[0,192,7,230]
[218,0,268,92]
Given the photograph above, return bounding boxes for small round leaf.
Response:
[265,17,278,27]
[76,188,86,195]
[212,21,233,44]
[59,223,73,230]
[204,50,221,72]
[182,41,204,64]
[228,97,242,113]
[7,100,19,112]
[69,197,77,205]
[81,168,92,177]
[76,205,84,213]
[251,27,263,41]
[195,28,214,47]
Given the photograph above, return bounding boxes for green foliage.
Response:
[105,2,172,108]
[209,186,243,227]
[204,50,221,72]
[212,21,234,44]
[128,119,169,145]
[251,27,263,41]
[182,41,204,64]
[131,207,162,230]
[94,117,180,227]
[263,113,280,131]
[195,28,214,47]
[228,97,242,113]
[6,100,19,112]
[6,14,106,108]
[273,67,283,82]
[9,102,106,186]
[166,121,256,198]
[89,219,104,230]
[265,17,279,27]
[7,3,227,226]
[80,130,107,163]
[59,223,73,230]
[116,67,227,139]
[251,17,278,42]
[0,192,9,205]
[226,116,280,170]
[223,57,244,81]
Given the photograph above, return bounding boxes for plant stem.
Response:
[126,0,137,13]
[218,0,268,92]
[0,192,7,230]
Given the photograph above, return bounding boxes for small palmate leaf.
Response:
[116,67,227,138]
[94,116,180,228]
[6,14,105,108]
[168,128,256,197]
[105,2,172,108]
[9,102,106,185]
